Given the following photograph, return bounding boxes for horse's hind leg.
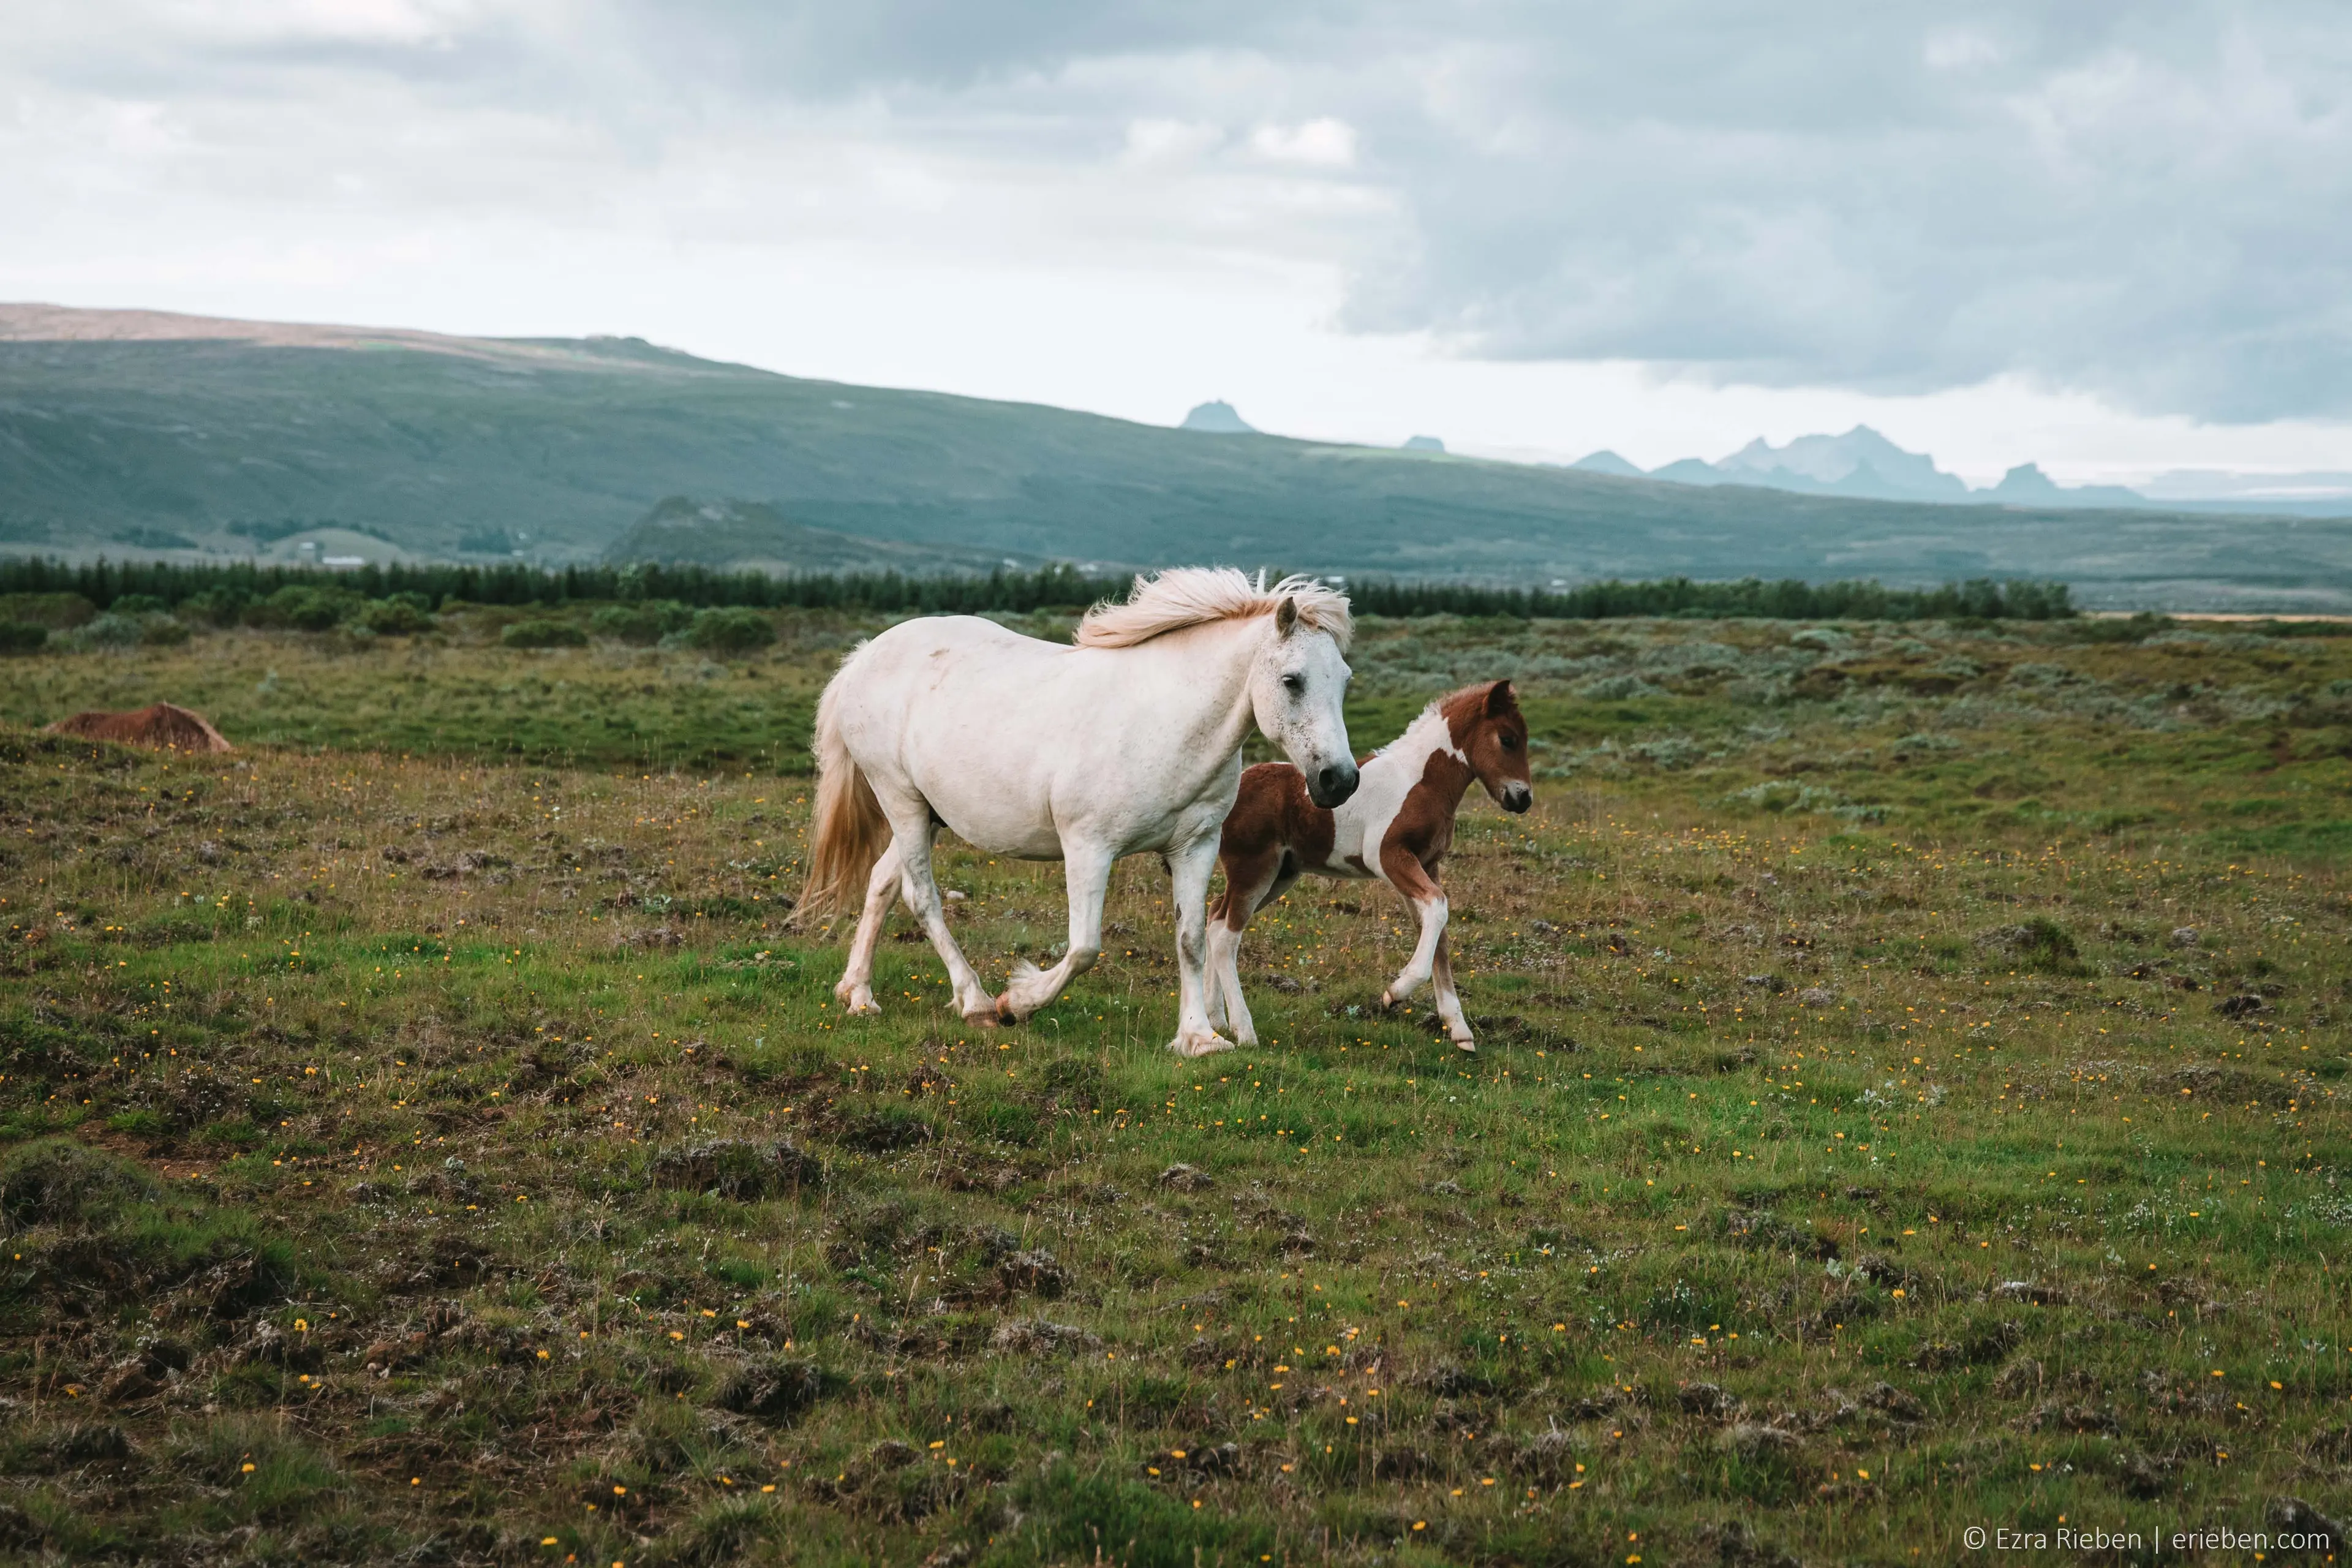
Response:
[832,841,904,1014]
[998,842,1113,1022]
[878,804,997,1023]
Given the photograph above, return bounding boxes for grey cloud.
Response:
[13,1,2347,421]
[1332,4,2352,421]
[592,1,2352,420]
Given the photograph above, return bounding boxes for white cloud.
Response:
[1924,28,2002,70]
[1123,117,1223,165]
[1248,116,1356,167]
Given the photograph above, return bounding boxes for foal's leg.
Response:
[878,805,997,1023]
[1168,832,1232,1057]
[1429,927,1476,1050]
[997,842,1114,1022]
[1376,848,1449,1009]
[832,840,904,1014]
[1206,848,1284,1044]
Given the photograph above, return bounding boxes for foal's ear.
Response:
[1485,679,1517,715]
[1275,597,1300,638]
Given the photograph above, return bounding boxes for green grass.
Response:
[0,611,2347,1564]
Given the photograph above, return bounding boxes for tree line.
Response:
[0,555,2076,622]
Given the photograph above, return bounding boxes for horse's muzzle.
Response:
[1310,761,1360,809]
[1500,782,1533,814]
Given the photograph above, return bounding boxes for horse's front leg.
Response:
[832,840,904,1014]
[997,843,1112,1022]
[1167,833,1231,1057]
[1378,848,1448,1009]
[1429,927,1476,1050]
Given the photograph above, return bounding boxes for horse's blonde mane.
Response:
[1074,567,1354,654]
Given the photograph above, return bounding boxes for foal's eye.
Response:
[1501,735,1518,750]
[1281,674,1305,694]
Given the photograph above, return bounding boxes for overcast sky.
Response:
[6,1,2349,484]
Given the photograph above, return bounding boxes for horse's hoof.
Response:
[1377,990,1398,1011]
[1169,1032,1234,1058]
[1453,1038,1477,1052]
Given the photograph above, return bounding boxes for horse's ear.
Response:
[1486,679,1517,715]
[1275,597,1300,638]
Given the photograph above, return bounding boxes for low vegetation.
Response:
[0,606,2346,1565]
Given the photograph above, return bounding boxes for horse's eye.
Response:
[1281,674,1305,694]
[1501,735,1518,750]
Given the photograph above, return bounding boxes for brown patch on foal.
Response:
[1212,764,1334,930]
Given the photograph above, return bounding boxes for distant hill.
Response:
[4,304,2351,610]
[603,497,1026,573]
[1630,424,2352,516]
[1571,450,1645,478]
[1986,462,2147,508]
[1180,400,1257,434]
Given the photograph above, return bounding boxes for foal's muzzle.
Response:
[1310,761,1360,809]
[1500,782,1533,814]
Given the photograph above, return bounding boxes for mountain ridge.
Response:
[1594,421,2352,515]
[4,304,2351,611]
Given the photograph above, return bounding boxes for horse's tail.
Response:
[797,663,889,924]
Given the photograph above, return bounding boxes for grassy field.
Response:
[1,606,2348,1567]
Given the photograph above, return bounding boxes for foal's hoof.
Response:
[1452,1037,1477,1053]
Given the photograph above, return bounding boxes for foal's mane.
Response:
[1376,681,1518,757]
[1074,567,1354,653]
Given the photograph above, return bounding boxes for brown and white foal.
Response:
[1206,680,1532,1050]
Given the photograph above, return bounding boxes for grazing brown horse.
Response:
[1207,679,1532,1050]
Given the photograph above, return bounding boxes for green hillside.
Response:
[602,497,1031,573]
[4,307,2350,608]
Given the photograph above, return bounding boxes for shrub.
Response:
[684,607,775,654]
[0,621,47,654]
[502,618,587,649]
[68,611,187,649]
[355,597,434,635]
[73,612,146,649]
[176,589,251,627]
[247,585,357,632]
[0,592,95,629]
[592,600,693,644]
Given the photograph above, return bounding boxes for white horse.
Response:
[798,568,1359,1057]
